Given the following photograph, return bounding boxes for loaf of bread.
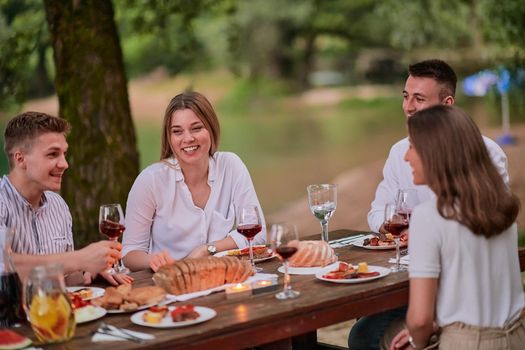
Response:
[152,256,254,295]
[287,240,336,267]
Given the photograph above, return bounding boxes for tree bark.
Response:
[43,0,139,247]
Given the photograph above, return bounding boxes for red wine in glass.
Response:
[237,206,263,273]
[383,221,408,237]
[237,224,262,239]
[99,203,129,275]
[275,246,298,260]
[0,272,26,327]
[99,220,125,239]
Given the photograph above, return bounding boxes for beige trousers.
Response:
[381,316,525,350]
[439,316,525,350]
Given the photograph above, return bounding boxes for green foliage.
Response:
[0,0,49,109]
[373,0,472,50]
[519,229,525,248]
[115,0,230,77]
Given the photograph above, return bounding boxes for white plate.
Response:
[131,306,216,328]
[215,246,276,263]
[66,286,105,301]
[352,234,407,250]
[315,265,391,284]
[277,261,339,275]
[75,305,107,324]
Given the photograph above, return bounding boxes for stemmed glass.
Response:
[99,203,129,275]
[396,189,417,221]
[384,203,409,272]
[307,184,337,242]
[237,206,263,273]
[271,223,300,300]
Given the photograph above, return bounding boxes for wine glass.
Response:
[237,206,263,273]
[384,203,409,272]
[99,203,129,275]
[396,189,417,221]
[307,184,337,242]
[271,223,300,300]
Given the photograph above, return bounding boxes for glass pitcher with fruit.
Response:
[24,263,76,343]
[0,227,26,327]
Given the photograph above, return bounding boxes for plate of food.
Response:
[315,262,390,284]
[91,285,167,314]
[277,261,339,275]
[131,305,216,328]
[352,233,407,250]
[75,305,107,324]
[215,245,275,263]
[66,286,105,301]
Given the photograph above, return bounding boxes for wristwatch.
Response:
[408,336,419,349]
[206,244,217,255]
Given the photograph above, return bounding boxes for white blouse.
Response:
[122,152,266,259]
[409,199,524,328]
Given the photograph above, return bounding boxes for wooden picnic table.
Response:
[14,229,525,350]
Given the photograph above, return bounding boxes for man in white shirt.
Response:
[348,59,509,349]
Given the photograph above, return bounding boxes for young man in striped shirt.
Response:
[1,111,130,285]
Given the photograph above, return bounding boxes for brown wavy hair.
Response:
[407,105,519,237]
[160,91,220,160]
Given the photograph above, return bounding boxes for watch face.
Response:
[207,245,217,255]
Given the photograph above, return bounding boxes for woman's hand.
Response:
[185,245,209,259]
[390,328,412,350]
[99,272,134,286]
[149,251,175,272]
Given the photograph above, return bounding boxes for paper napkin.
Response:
[388,255,410,266]
[168,273,279,302]
[92,325,155,342]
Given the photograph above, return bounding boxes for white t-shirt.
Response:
[367,136,508,232]
[409,199,525,328]
[122,152,266,259]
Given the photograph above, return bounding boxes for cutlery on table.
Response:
[95,322,148,343]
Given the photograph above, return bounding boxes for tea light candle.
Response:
[252,278,279,295]
[225,283,252,299]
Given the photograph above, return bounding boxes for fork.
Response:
[97,322,147,343]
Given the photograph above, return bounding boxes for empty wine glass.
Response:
[384,203,409,272]
[271,223,300,300]
[307,184,337,242]
[396,189,417,221]
[99,203,129,275]
[237,206,263,273]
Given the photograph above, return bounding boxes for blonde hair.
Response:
[408,105,519,237]
[160,91,220,160]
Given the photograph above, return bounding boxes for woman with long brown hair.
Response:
[390,105,524,349]
[122,91,266,272]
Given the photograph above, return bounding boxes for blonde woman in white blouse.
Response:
[122,92,266,272]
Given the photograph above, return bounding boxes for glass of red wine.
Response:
[99,203,129,275]
[237,206,263,273]
[384,203,409,272]
[271,223,300,300]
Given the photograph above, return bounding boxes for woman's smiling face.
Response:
[169,109,211,166]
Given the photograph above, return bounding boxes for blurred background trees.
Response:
[1,0,524,244]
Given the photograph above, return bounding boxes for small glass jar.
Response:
[24,263,76,343]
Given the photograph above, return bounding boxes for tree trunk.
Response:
[43,0,139,247]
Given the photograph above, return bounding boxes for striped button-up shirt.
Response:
[0,175,73,254]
